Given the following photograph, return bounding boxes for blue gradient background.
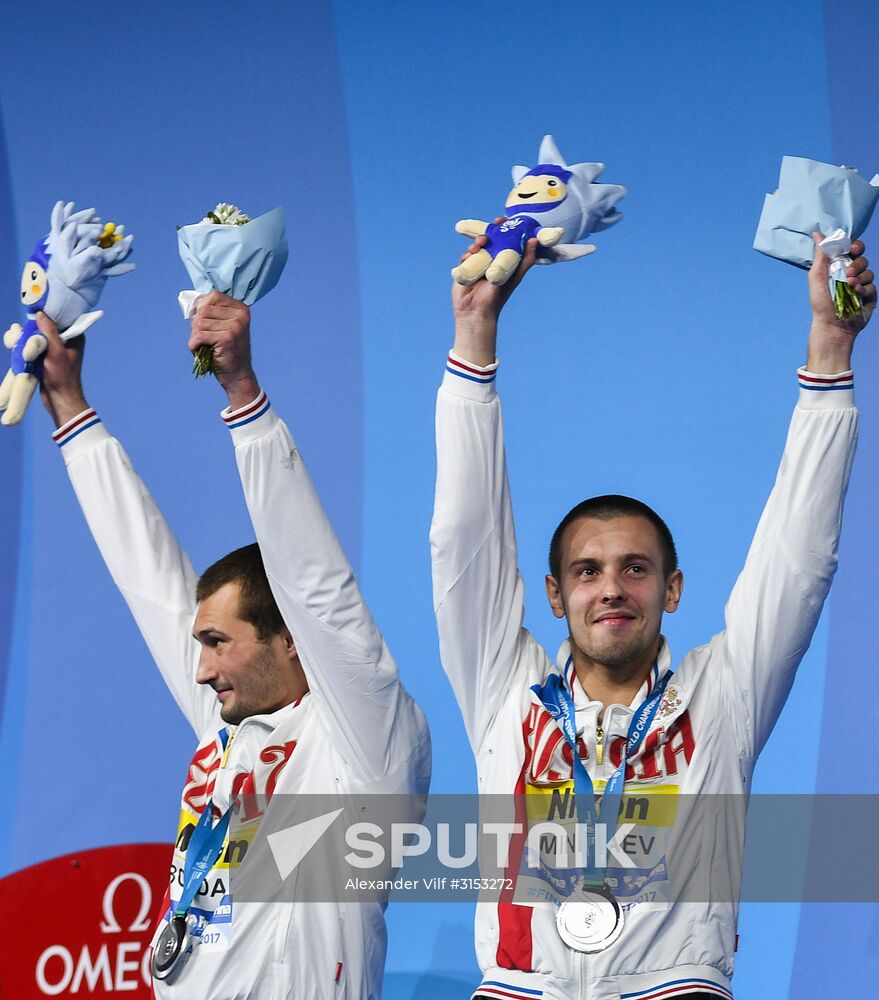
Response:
[0,2,876,995]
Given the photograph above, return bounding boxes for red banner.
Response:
[0,844,171,997]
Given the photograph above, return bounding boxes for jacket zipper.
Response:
[595,725,604,766]
[220,728,237,769]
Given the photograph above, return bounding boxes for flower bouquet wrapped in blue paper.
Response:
[754,157,879,318]
[177,204,288,376]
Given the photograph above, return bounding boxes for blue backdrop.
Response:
[0,2,876,995]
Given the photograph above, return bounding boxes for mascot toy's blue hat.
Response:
[523,163,574,184]
[28,238,50,273]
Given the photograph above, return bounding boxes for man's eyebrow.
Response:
[567,552,657,569]
[192,627,226,641]
[619,552,658,565]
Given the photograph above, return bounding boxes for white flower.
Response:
[201,203,251,226]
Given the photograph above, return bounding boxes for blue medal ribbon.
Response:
[173,728,234,918]
[531,660,671,887]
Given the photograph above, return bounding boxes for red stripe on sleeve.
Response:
[223,391,267,423]
[53,409,97,440]
[448,355,496,376]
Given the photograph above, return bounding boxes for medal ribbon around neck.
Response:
[531,659,671,887]
[174,727,234,918]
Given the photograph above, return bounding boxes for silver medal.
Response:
[556,883,624,953]
[152,914,196,981]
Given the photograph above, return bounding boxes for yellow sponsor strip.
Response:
[173,807,261,869]
[525,782,679,827]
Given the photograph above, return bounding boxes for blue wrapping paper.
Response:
[753,157,879,269]
[177,207,288,306]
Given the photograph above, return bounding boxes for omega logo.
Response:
[100,872,153,934]
[35,872,155,995]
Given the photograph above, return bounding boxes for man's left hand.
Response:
[188,291,260,409]
[806,235,875,373]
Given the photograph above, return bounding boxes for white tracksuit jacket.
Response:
[56,392,430,1000]
[430,354,857,1000]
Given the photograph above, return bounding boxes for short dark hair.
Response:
[548,495,678,581]
[196,543,285,641]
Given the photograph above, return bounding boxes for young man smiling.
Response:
[545,497,683,713]
[38,293,430,999]
[431,235,874,1000]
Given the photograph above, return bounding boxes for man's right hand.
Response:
[188,291,261,410]
[451,230,538,367]
[37,312,89,428]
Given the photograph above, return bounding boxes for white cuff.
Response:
[221,390,278,444]
[53,408,109,461]
[797,367,854,409]
[441,350,498,401]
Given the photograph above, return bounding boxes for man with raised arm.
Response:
[431,237,873,1000]
[38,291,430,999]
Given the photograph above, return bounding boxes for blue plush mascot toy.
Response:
[452,135,626,286]
[0,201,134,425]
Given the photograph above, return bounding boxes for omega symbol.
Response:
[99,872,153,933]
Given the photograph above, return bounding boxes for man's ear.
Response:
[545,575,566,619]
[281,628,298,659]
[664,570,684,614]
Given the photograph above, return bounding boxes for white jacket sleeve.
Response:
[225,392,426,787]
[56,409,212,735]
[430,354,529,751]
[719,370,858,759]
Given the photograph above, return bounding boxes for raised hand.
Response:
[451,233,538,367]
[807,234,875,373]
[33,311,88,428]
[188,291,260,409]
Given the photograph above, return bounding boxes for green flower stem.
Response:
[192,345,215,378]
[833,280,863,320]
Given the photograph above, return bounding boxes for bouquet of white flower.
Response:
[754,157,879,319]
[177,204,288,376]
[202,203,251,227]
